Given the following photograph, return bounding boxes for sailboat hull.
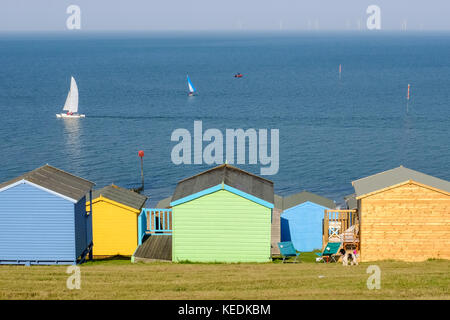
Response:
[56,113,85,118]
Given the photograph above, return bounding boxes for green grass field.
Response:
[0,253,448,300]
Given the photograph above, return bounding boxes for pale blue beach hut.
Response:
[0,165,95,265]
[279,191,335,252]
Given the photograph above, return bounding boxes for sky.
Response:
[0,0,448,31]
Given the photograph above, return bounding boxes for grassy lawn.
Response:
[0,253,448,300]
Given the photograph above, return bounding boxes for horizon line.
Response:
[1,29,449,33]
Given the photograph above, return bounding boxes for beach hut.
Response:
[271,195,283,256]
[170,164,274,262]
[87,184,148,257]
[352,166,450,262]
[132,196,173,262]
[156,196,172,209]
[0,165,94,265]
[279,191,335,252]
[344,194,357,210]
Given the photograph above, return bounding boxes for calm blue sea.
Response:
[0,31,449,206]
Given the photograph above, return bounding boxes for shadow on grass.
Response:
[83,255,131,265]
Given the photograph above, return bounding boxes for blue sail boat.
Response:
[187,75,196,96]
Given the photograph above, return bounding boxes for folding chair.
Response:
[277,241,301,263]
[315,242,342,263]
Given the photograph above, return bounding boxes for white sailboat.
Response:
[56,76,85,118]
[187,75,196,96]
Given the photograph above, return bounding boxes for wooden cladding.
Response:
[359,182,450,262]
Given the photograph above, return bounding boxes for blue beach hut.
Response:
[0,165,95,265]
[279,191,335,252]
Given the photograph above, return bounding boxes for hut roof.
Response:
[0,164,94,202]
[344,193,357,210]
[277,191,335,210]
[90,184,148,211]
[156,196,172,208]
[352,166,450,199]
[172,164,274,204]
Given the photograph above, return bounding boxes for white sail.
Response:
[69,77,79,113]
[187,75,196,94]
[188,81,194,93]
[62,89,71,111]
[63,76,79,113]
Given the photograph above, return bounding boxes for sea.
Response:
[0,31,449,206]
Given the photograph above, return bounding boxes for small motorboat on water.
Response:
[56,76,85,118]
[234,73,243,78]
[187,74,197,96]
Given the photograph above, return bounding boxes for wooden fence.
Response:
[138,208,173,245]
[323,209,358,246]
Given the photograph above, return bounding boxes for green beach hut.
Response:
[170,164,274,263]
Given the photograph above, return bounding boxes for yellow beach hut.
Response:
[87,184,148,257]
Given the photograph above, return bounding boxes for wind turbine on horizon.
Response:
[402,19,408,31]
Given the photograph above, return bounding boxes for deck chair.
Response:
[277,241,301,263]
[315,242,342,263]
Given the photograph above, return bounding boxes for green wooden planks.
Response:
[172,190,271,262]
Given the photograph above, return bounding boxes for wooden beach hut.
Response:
[170,164,274,263]
[0,165,94,265]
[352,166,450,262]
[344,194,357,210]
[279,191,336,252]
[156,196,172,209]
[132,196,173,262]
[271,195,283,256]
[87,184,148,257]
